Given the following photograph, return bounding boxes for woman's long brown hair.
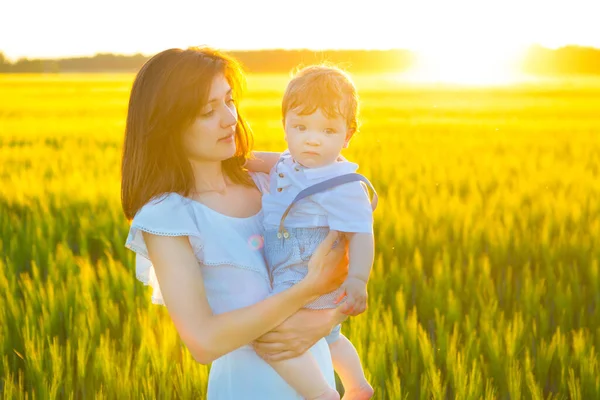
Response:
[121,47,254,220]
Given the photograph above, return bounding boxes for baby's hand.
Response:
[338,277,368,316]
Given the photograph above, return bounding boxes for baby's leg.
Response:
[328,334,374,400]
[264,228,340,399]
[267,352,340,400]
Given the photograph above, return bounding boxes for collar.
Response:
[280,150,358,181]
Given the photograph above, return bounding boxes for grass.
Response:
[1,72,599,399]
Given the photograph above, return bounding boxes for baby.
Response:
[260,65,376,400]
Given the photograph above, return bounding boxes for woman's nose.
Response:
[220,105,238,128]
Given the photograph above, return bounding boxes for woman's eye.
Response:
[201,110,214,118]
[226,98,236,106]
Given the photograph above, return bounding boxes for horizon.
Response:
[4,0,598,84]
[3,43,600,63]
[3,44,599,85]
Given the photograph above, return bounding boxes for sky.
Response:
[2,0,599,62]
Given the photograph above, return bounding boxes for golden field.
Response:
[1,73,599,399]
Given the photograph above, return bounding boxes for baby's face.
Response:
[283,108,351,168]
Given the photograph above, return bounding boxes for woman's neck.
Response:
[189,159,228,194]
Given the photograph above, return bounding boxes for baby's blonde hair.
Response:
[282,64,359,133]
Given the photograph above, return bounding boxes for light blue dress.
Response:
[125,172,335,399]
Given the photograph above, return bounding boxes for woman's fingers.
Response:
[254,341,288,352]
[254,337,296,354]
[334,290,346,304]
[312,230,340,261]
[328,239,346,261]
[263,350,301,362]
[252,342,269,359]
[254,331,283,344]
[339,298,356,315]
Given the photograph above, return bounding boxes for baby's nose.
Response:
[305,135,320,146]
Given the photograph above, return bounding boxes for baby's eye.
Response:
[295,125,306,132]
[226,97,236,106]
[324,128,337,134]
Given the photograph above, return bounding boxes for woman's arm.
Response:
[244,151,281,173]
[143,229,345,365]
[252,308,348,361]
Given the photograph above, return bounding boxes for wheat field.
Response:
[1,73,599,399]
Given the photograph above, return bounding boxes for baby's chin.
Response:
[295,156,338,169]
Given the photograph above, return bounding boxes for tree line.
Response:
[0,46,599,75]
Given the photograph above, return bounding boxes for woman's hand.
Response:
[303,230,349,297]
[253,308,341,361]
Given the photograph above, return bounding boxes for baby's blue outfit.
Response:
[262,151,377,344]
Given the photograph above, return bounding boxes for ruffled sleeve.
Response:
[125,193,204,305]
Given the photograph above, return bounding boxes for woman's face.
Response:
[182,74,238,163]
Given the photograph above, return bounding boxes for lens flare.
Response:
[247,234,264,250]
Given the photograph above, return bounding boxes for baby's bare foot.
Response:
[342,383,374,400]
[312,388,340,400]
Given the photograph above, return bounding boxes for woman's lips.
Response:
[218,134,234,142]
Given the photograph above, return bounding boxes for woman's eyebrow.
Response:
[207,88,233,104]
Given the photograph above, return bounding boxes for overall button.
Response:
[278,173,284,178]
[277,188,283,192]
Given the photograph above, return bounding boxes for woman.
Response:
[121,47,349,399]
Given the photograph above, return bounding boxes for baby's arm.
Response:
[347,232,374,283]
[339,232,374,316]
[318,180,376,316]
[245,151,281,173]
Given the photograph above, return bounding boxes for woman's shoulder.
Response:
[131,192,201,236]
[125,193,204,306]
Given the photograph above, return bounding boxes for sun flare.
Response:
[404,44,528,85]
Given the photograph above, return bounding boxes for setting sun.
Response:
[405,45,528,85]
